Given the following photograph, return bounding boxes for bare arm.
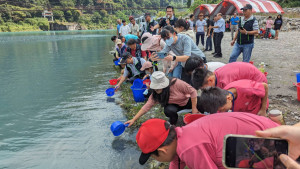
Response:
[125,108,148,127]
[115,75,127,91]
[191,97,198,114]
[257,83,268,116]
[164,55,190,62]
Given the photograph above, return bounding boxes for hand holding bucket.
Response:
[109,79,119,85]
[110,121,129,136]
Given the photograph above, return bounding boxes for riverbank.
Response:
[111,67,169,168]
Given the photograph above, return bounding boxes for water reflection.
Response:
[0,30,145,169]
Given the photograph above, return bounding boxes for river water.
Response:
[0,31,144,169]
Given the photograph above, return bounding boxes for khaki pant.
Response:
[231,25,238,40]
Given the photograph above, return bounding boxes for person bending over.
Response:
[115,52,146,90]
[182,57,225,85]
[199,80,269,116]
[135,112,278,169]
[155,26,206,79]
[125,71,201,126]
[126,39,147,60]
[191,62,267,90]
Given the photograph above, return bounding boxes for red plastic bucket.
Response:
[183,114,206,124]
[297,83,300,101]
[293,83,300,101]
[143,79,151,85]
[109,79,118,85]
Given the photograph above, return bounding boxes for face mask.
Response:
[204,18,208,21]
[165,36,174,46]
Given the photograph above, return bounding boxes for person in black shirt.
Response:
[152,6,178,33]
[274,14,283,40]
[205,15,213,51]
[142,13,158,36]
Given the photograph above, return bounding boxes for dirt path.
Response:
[203,31,300,125]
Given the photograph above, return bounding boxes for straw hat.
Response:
[150,71,170,89]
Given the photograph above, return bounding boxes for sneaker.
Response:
[214,54,222,58]
[211,52,216,55]
[208,49,212,51]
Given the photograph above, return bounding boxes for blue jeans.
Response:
[229,43,254,63]
[168,63,182,79]
[205,35,212,50]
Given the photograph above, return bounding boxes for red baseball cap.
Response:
[136,119,170,165]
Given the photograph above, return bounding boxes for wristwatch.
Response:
[245,31,248,35]
[172,55,176,61]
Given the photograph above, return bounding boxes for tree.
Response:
[91,11,101,23]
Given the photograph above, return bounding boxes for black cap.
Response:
[241,4,252,10]
[139,152,151,165]
[144,13,151,17]
[120,52,131,64]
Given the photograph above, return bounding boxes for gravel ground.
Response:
[203,31,300,125]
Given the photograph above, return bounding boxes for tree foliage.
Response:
[0,0,299,32]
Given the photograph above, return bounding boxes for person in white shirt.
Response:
[129,16,140,37]
[188,14,194,30]
[195,13,207,47]
[119,20,131,36]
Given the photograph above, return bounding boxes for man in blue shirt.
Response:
[159,26,207,80]
[230,13,239,40]
[209,13,225,58]
[117,19,123,36]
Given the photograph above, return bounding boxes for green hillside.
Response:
[0,0,299,32]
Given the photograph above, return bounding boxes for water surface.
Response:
[0,30,143,169]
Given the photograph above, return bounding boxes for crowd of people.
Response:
[109,4,296,169]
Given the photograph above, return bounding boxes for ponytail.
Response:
[175,19,190,31]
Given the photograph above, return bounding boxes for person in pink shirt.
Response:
[135,112,279,169]
[264,16,274,39]
[199,80,269,116]
[125,71,201,126]
[191,62,267,90]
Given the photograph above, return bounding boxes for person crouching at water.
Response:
[115,52,146,90]
[125,71,201,126]
[199,80,269,116]
[183,56,225,84]
[191,62,267,90]
[155,26,206,80]
[140,32,177,77]
[135,112,279,169]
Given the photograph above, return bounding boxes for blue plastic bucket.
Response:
[133,79,144,88]
[114,58,121,66]
[297,73,300,83]
[110,121,129,136]
[131,84,147,102]
[106,88,115,97]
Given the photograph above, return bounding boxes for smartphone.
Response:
[156,52,167,59]
[223,134,288,169]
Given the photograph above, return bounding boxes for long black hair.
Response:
[152,78,177,107]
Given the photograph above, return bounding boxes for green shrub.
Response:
[24,18,38,25]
